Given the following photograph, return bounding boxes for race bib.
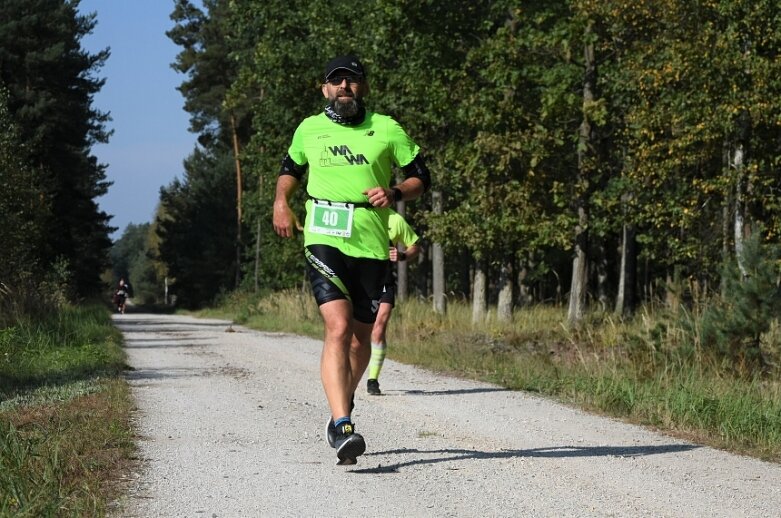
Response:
[309,201,354,237]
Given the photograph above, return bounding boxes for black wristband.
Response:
[398,251,407,261]
[392,187,403,202]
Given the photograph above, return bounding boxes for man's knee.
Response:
[320,301,353,342]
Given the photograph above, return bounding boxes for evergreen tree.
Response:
[700,232,781,370]
[156,148,237,308]
[0,88,50,321]
[0,0,114,297]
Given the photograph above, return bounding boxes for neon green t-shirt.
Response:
[388,210,419,248]
[288,111,420,259]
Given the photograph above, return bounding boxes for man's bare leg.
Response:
[319,299,370,463]
[319,299,354,419]
[349,319,374,395]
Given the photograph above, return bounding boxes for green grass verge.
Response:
[0,304,135,517]
[204,290,781,463]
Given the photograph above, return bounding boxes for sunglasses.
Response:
[326,75,363,85]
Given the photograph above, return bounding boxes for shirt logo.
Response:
[325,145,369,166]
[365,130,374,136]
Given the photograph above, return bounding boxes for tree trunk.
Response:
[472,260,487,325]
[732,110,752,278]
[615,223,637,316]
[254,217,261,293]
[721,139,732,297]
[459,248,471,300]
[253,167,264,293]
[431,190,446,314]
[518,258,531,307]
[567,20,597,326]
[596,243,609,311]
[497,257,513,322]
[230,113,243,288]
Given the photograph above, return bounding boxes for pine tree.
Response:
[700,232,781,371]
[0,0,113,297]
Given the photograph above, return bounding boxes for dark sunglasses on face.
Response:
[326,75,363,85]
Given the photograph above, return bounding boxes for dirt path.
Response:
[111,313,781,517]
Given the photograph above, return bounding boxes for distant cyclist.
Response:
[367,210,422,395]
[273,54,431,465]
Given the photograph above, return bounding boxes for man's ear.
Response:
[321,83,328,98]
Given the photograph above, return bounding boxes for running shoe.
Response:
[335,422,366,465]
[326,416,337,448]
[325,393,356,449]
[367,378,381,395]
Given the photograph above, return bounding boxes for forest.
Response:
[145,1,781,320]
[1,0,113,319]
[3,0,781,362]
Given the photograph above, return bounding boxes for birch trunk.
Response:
[472,261,487,325]
[497,258,513,322]
[614,224,637,317]
[432,190,446,314]
[567,20,596,326]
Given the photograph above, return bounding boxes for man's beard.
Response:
[329,97,361,118]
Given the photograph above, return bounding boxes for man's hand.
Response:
[363,186,395,208]
[273,201,302,238]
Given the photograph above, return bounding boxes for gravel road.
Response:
[111,313,781,517]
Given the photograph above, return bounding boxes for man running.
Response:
[367,210,422,395]
[272,54,431,464]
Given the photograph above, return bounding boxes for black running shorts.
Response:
[378,260,397,306]
[305,244,388,324]
[379,282,396,306]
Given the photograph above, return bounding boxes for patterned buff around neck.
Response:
[324,103,366,125]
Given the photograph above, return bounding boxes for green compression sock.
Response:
[368,342,387,380]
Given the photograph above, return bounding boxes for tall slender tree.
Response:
[168,0,252,288]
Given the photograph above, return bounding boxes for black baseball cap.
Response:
[324,55,366,81]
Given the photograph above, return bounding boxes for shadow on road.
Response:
[113,319,232,329]
[123,337,214,349]
[354,444,700,473]
[394,387,511,396]
[125,367,212,381]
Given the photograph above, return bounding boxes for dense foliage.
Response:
[0,0,113,319]
[152,0,781,319]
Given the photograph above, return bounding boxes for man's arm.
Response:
[364,153,431,207]
[399,241,422,262]
[273,174,302,238]
[364,178,425,208]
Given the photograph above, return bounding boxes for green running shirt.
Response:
[388,210,419,248]
[288,111,420,259]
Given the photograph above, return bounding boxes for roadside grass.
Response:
[205,290,781,462]
[0,304,135,517]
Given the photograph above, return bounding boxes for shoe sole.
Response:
[336,433,366,465]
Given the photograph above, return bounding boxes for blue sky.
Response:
[78,1,198,240]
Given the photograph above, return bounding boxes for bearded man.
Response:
[272,54,431,465]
